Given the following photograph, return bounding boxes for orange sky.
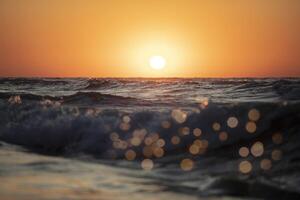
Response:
[0,0,300,77]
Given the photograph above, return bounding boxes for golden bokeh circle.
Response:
[212,122,221,131]
[239,147,249,158]
[125,149,136,161]
[246,121,257,133]
[171,136,180,145]
[219,131,228,141]
[239,160,252,174]
[141,159,154,170]
[180,158,194,171]
[260,159,272,170]
[227,117,239,128]
[250,141,264,157]
[193,128,202,137]
[248,109,260,121]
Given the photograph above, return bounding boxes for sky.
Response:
[0,0,300,77]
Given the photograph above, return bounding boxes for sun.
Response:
[149,56,166,70]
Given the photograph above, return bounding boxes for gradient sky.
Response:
[1,0,300,77]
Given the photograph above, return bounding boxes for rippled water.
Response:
[0,78,300,199]
[1,78,300,104]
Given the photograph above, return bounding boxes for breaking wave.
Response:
[1,100,299,162]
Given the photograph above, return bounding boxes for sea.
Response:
[0,77,300,200]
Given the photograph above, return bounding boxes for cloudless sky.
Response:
[1,0,300,77]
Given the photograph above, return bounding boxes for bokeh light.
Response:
[143,146,153,158]
[156,138,166,148]
[144,133,159,145]
[271,149,282,161]
[125,149,136,161]
[246,121,257,133]
[219,131,228,141]
[212,122,221,131]
[193,139,208,149]
[120,122,130,131]
[227,117,239,128]
[193,139,208,154]
[130,137,142,146]
[153,147,164,158]
[8,95,22,104]
[251,141,264,157]
[141,159,154,171]
[106,106,278,174]
[193,128,202,137]
[179,127,190,136]
[171,109,187,124]
[180,158,194,171]
[110,132,119,141]
[144,137,153,146]
[260,159,272,170]
[122,115,131,123]
[171,136,180,145]
[239,147,250,158]
[248,109,260,121]
[119,141,128,150]
[133,129,147,139]
[189,144,200,155]
[239,160,252,174]
[161,120,171,129]
[198,98,209,109]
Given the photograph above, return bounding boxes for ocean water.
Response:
[0,78,300,200]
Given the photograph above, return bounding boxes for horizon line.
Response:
[1,76,300,79]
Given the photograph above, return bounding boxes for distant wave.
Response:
[0,78,69,85]
[84,79,300,101]
[0,91,152,106]
[1,78,300,103]
[84,79,119,89]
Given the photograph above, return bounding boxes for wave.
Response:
[1,78,300,199]
[2,78,300,104]
[84,79,119,89]
[0,91,151,106]
[82,78,300,102]
[201,176,300,199]
[0,78,69,85]
[1,97,300,198]
[1,101,299,161]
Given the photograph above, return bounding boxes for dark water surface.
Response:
[0,78,300,199]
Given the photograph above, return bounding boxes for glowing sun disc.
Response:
[149,56,166,70]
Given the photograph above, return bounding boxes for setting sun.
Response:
[149,56,166,70]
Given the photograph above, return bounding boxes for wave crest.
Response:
[1,101,299,162]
